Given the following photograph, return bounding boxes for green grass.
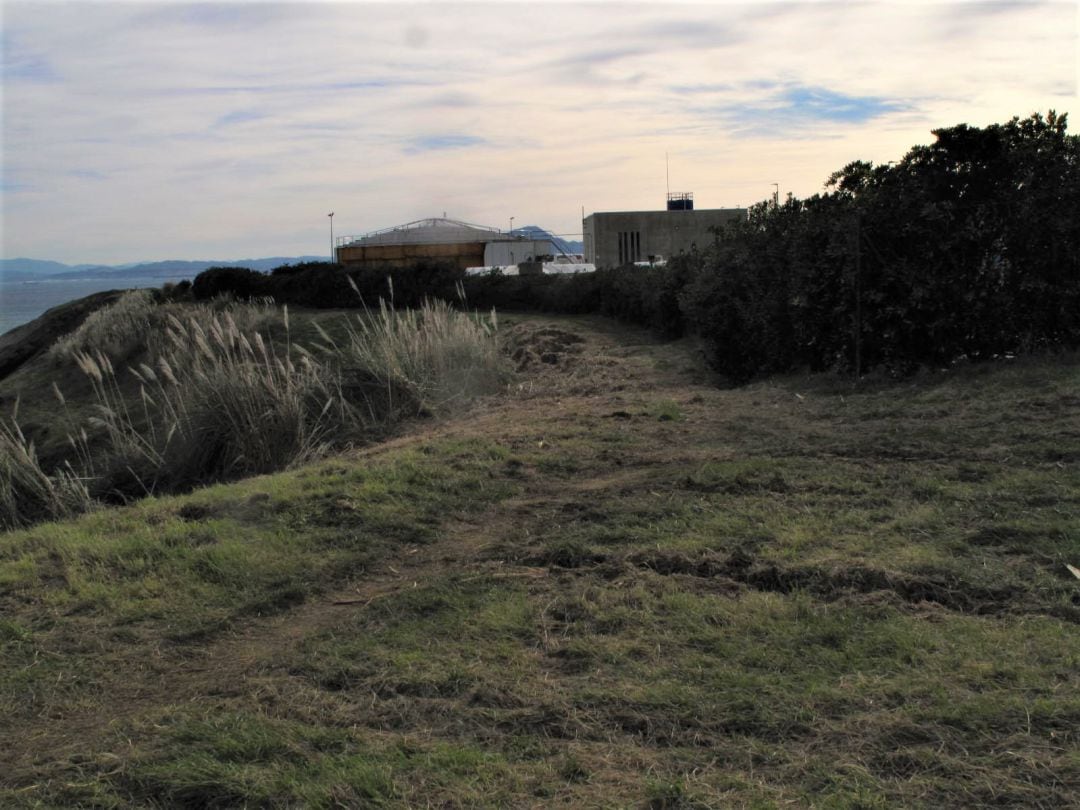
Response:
[2,316,1078,808]
[0,438,520,724]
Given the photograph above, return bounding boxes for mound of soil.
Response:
[505,324,585,370]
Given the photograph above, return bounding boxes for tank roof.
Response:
[342,217,517,247]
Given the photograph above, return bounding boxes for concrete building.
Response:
[583,194,746,269]
[335,218,557,272]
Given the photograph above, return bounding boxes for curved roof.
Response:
[343,218,510,247]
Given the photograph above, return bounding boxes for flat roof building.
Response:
[583,195,745,268]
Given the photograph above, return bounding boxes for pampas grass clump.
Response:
[1,407,92,530]
[72,306,347,498]
[49,289,157,362]
[329,293,508,418]
[6,294,508,526]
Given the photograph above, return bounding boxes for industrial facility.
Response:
[583,193,746,269]
[333,192,746,276]
[334,218,561,272]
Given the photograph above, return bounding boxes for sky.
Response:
[1,0,1077,266]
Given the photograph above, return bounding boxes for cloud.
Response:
[214,109,268,128]
[1,33,60,82]
[553,46,652,70]
[677,82,912,138]
[405,135,487,154]
[155,77,423,98]
[68,169,107,181]
[133,2,294,31]
[631,18,742,48]
[670,82,734,95]
[776,86,907,124]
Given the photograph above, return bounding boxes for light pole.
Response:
[328,212,334,262]
[509,216,515,236]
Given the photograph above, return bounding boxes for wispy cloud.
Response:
[214,109,267,128]
[156,78,423,98]
[133,3,294,31]
[776,86,907,124]
[405,135,487,154]
[1,33,60,83]
[683,83,911,138]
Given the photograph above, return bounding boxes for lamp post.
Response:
[328,212,334,262]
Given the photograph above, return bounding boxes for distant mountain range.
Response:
[1,257,327,282]
[515,226,583,256]
[1,229,583,282]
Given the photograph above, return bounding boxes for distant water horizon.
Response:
[0,276,190,336]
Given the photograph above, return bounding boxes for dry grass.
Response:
[9,297,510,514]
[48,291,281,366]
[323,293,509,418]
[48,288,157,362]
[65,306,347,499]
[0,403,92,530]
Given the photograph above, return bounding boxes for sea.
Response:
[0,276,191,336]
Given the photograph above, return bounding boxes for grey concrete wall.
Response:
[582,209,746,268]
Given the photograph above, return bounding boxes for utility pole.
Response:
[328,212,335,263]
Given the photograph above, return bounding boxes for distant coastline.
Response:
[0,276,188,336]
[0,255,326,335]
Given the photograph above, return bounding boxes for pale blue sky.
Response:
[2,0,1076,265]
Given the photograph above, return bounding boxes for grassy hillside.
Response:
[2,314,1079,808]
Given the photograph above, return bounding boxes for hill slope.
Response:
[2,315,1079,807]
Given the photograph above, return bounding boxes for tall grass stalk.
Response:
[75,307,347,498]
[49,292,280,365]
[18,296,508,520]
[339,297,508,417]
[49,289,157,362]
[1,404,93,530]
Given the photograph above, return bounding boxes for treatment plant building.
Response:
[583,194,746,268]
[335,218,558,272]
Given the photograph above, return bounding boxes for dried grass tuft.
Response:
[8,296,508,525]
[1,406,93,530]
[339,297,509,418]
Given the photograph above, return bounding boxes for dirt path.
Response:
[4,316,716,779]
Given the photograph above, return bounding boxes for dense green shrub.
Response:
[687,111,1080,380]
[192,266,267,300]
[195,261,467,309]
[462,263,693,337]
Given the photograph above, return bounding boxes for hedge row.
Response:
[192,113,1080,382]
